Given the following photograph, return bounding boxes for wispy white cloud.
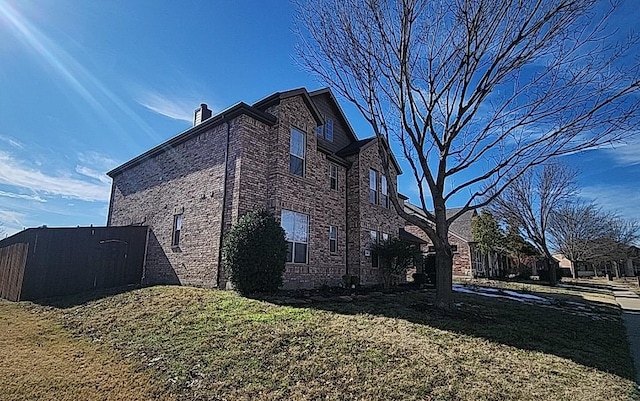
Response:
[579,184,640,221]
[0,151,111,202]
[0,209,27,236]
[604,140,640,167]
[0,190,46,203]
[75,165,111,185]
[0,134,24,149]
[136,89,203,122]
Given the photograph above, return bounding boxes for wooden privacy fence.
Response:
[0,226,149,301]
[0,243,28,301]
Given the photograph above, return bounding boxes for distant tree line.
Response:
[472,163,639,283]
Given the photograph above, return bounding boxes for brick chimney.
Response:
[194,103,212,126]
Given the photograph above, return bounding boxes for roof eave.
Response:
[107,102,276,177]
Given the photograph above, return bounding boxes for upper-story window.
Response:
[369,169,378,204]
[325,118,334,141]
[329,163,338,190]
[316,118,334,142]
[289,128,305,177]
[281,209,309,264]
[381,175,389,208]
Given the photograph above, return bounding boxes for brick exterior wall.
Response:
[108,89,407,290]
[109,121,235,287]
[403,224,475,277]
[347,141,405,286]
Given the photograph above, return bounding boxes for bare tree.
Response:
[588,216,640,277]
[551,203,640,277]
[549,202,608,278]
[491,163,577,284]
[296,0,640,307]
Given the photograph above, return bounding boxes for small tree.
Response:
[471,210,505,277]
[222,210,287,295]
[372,237,422,288]
[504,223,540,276]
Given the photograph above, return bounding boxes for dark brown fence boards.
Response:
[0,243,28,301]
[0,226,148,301]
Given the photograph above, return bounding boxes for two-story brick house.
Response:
[107,88,405,289]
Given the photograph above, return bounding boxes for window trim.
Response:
[370,230,379,267]
[369,169,378,204]
[381,175,389,208]
[329,163,338,190]
[172,214,183,247]
[325,118,334,142]
[289,128,306,177]
[329,225,338,254]
[281,209,309,264]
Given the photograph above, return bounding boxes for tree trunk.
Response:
[433,205,453,309]
[546,257,558,286]
[435,248,453,309]
[570,260,577,279]
[613,261,620,279]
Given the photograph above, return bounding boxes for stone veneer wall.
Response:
[403,225,474,277]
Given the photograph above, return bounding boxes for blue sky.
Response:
[0,0,638,237]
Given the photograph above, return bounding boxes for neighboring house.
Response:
[107,87,405,289]
[402,203,481,277]
[553,248,640,278]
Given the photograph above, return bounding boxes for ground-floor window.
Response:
[281,210,309,264]
[172,214,183,247]
[329,225,338,253]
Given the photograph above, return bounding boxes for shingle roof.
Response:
[335,138,376,157]
[448,208,476,243]
[399,228,427,244]
[403,203,476,243]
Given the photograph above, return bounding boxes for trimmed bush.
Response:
[222,210,287,295]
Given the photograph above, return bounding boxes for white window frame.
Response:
[329,163,338,190]
[289,128,305,177]
[281,210,309,264]
[325,118,334,141]
[329,225,338,253]
[172,214,183,247]
[381,175,389,207]
[369,169,378,204]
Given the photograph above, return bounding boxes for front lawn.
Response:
[4,282,633,400]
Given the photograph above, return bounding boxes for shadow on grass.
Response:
[280,286,635,381]
[32,284,142,309]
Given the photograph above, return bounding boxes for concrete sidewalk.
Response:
[611,283,640,385]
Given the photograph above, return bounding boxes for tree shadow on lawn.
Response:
[286,288,636,381]
[31,284,142,309]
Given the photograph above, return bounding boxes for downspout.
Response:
[345,164,349,278]
[216,119,232,289]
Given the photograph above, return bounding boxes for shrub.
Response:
[412,273,427,285]
[538,268,563,283]
[371,238,422,288]
[423,254,437,285]
[222,210,287,295]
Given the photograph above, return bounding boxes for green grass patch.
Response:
[18,283,637,400]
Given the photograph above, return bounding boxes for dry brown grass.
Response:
[0,300,175,401]
[30,285,640,401]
